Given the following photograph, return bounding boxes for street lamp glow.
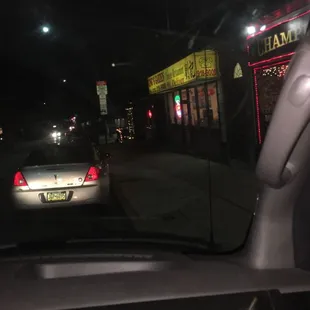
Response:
[42,26,50,33]
[111,63,116,67]
[63,79,67,83]
[246,25,256,35]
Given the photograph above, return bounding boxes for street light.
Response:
[63,79,67,83]
[42,26,50,33]
[112,62,133,67]
[246,25,256,35]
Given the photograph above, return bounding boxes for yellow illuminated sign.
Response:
[148,50,217,94]
[194,50,217,79]
[233,63,243,79]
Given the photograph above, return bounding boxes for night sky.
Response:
[1,0,291,125]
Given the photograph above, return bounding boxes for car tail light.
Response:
[13,171,28,187]
[84,166,100,182]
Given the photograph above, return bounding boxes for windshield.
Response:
[0,0,304,253]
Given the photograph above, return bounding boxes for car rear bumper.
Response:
[12,184,109,210]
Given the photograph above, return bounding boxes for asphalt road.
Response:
[0,140,135,245]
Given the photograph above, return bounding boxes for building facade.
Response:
[146,44,253,165]
[147,50,227,161]
[247,3,310,146]
[144,1,310,166]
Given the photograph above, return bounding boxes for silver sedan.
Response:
[12,142,110,209]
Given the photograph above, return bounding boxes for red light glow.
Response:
[84,166,100,182]
[255,59,291,71]
[246,9,310,40]
[208,88,215,96]
[13,171,28,187]
[253,69,262,144]
[175,103,182,119]
[147,110,152,118]
[248,52,295,67]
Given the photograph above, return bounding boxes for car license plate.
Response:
[47,192,66,202]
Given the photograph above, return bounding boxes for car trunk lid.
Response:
[21,164,91,190]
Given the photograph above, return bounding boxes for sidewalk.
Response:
[109,146,259,248]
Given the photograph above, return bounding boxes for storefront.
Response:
[247,7,310,145]
[147,49,227,161]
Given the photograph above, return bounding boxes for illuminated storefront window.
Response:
[181,90,189,126]
[168,93,175,124]
[207,83,219,128]
[174,93,182,125]
[254,61,289,143]
[197,86,208,127]
[166,83,220,129]
[189,88,198,126]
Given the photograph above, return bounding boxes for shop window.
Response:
[189,88,198,126]
[174,92,182,125]
[197,86,208,127]
[167,93,175,124]
[181,89,189,126]
[207,82,219,128]
[254,61,289,143]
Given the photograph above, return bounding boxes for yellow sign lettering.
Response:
[273,34,281,49]
[264,36,273,53]
[280,31,292,44]
[147,50,217,94]
[256,18,308,57]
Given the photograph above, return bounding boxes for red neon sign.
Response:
[248,52,295,67]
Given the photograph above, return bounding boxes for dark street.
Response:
[0,139,258,248]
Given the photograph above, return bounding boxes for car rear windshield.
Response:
[24,145,94,166]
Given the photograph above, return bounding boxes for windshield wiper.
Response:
[66,234,220,254]
[0,232,225,256]
[0,244,16,250]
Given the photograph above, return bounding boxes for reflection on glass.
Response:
[207,82,219,127]
[189,88,198,126]
[168,93,175,124]
[255,62,289,140]
[181,89,189,126]
[197,86,208,127]
[174,92,182,125]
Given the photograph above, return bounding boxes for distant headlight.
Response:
[51,132,57,138]
[57,132,61,137]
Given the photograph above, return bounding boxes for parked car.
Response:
[12,141,110,209]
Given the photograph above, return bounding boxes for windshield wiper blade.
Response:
[67,236,212,252]
[0,244,16,250]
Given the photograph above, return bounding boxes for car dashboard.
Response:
[1,250,310,309]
